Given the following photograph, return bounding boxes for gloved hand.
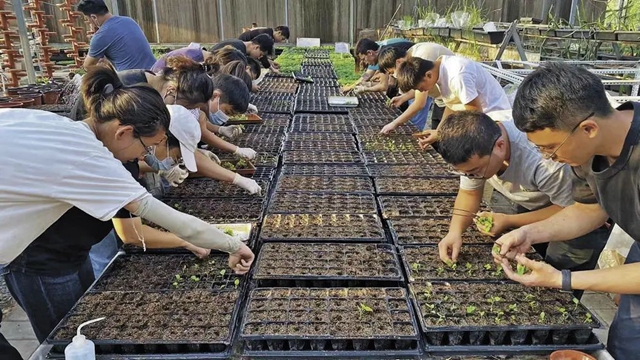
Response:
[233,173,262,195]
[234,146,257,160]
[219,125,243,139]
[354,85,367,95]
[247,104,258,114]
[198,149,221,164]
[158,165,189,187]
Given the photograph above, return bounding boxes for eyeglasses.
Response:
[537,112,594,160]
[138,137,154,155]
[456,135,500,179]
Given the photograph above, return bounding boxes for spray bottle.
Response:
[64,317,106,360]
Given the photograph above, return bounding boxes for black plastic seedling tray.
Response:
[282,164,369,177]
[378,195,459,218]
[269,193,378,214]
[250,166,276,181]
[253,152,280,168]
[292,113,351,125]
[290,122,354,133]
[375,177,459,196]
[164,197,265,223]
[367,164,456,177]
[284,140,358,152]
[295,96,350,113]
[286,132,355,142]
[357,92,388,103]
[259,213,386,243]
[164,178,269,198]
[258,82,299,94]
[350,116,398,126]
[240,287,421,357]
[388,218,494,246]
[304,49,330,58]
[349,106,402,118]
[276,175,374,193]
[249,93,294,114]
[302,58,332,66]
[255,114,291,127]
[283,151,363,165]
[252,243,403,287]
[354,124,417,135]
[363,150,445,165]
[297,86,342,97]
[300,66,337,79]
[299,79,340,88]
[358,134,421,152]
[243,124,288,134]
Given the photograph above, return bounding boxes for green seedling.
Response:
[493,266,504,277]
[584,313,593,323]
[524,293,535,301]
[539,311,546,323]
[443,295,450,302]
[190,275,200,282]
[436,312,446,324]
[219,269,226,276]
[425,303,436,312]
[558,307,569,319]
[234,278,240,288]
[466,305,477,315]
[358,303,373,318]
[507,303,518,313]
[219,284,226,289]
[411,262,422,271]
[208,260,216,265]
[488,296,502,312]
[494,311,505,324]
[193,264,199,269]
[175,274,183,281]
[479,311,486,319]
[224,228,235,236]
[484,263,492,271]
[478,216,494,233]
[450,304,458,311]
[172,282,179,287]
[572,298,580,311]
[529,301,538,309]
[516,263,529,275]
[443,260,457,270]
[436,267,445,276]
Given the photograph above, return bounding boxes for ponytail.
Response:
[219,61,253,92]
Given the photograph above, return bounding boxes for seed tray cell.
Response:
[400,245,542,282]
[292,113,351,125]
[283,151,363,165]
[259,76,297,85]
[253,243,403,286]
[282,164,369,177]
[286,132,355,142]
[375,177,459,196]
[379,195,459,218]
[355,124,417,135]
[243,124,288,134]
[260,213,385,242]
[410,281,601,349]
[295,96,349,114]
[253,153,279,167]
[164,197,265,223]
[350,116,398,126]
[349,106,402,119]
[368,164,456,177]
[258,82,299,94]
[232,133,286,144]
[249,94,294,114]
[304,50,330,58]
[300,66,337,79]
[299,79,340,88]
[364,151,446,165]
[358,135,420,151]
[284,140,357,152]
[297,86,342,97]
[250,166,275,181]
[164,178,269,198]
[276,176,373,193]
[240,287,420,354]
[269,193,377,214]
[388,218,494,245]
[357,92,388,103]
[290,123,354,133]
[256,114,292,127]
[302,58,332,66]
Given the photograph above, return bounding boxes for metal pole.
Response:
[12,0,36,84]
[568,0,579,26]
[151,0,160,43]
[284,0,289,27]
[349,0,355,45]
[218,0,225,40]
[110,0,119,16]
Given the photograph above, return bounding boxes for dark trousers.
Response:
[2,258,95,343]
[0,310,23,360]
[607,242,640,360]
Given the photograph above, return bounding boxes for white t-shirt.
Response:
[0,109,150,264]
[460,120,574,210]
[407,43,454,99]
[437,55,511,113]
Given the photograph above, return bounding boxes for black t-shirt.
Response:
[379,41,415,54]
[572,101,640,241]
[118,69,151,85]
[211,39,247,54]
[238,28,274,42]
[9,162,142,276]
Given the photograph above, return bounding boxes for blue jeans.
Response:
[0,310,22,360]
[407,96,432,131]
[607,241,640,360]
[88,230,120,278]
[3,258,95,343]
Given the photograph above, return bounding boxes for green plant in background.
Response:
[329,52,361,86]
[402,15,414,28]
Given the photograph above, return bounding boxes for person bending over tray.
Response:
[435,111,609,299]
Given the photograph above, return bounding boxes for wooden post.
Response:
[12,0,36,84]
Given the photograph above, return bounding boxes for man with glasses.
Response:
[493,63,640,359]
[435,111,609,299]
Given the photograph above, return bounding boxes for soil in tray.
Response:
[295,97,349,113]
[299,79,340,87]
[254,114,291,126]
[219,158,255,175]
[165,198,264,222]
[358,135,420,151]
[276,176,373,193]
[284,140,357,151]
[283,151,362,164]
[389,218,493,245]
[253,243,401,279]
[349,106,402,118]
[290,123,354,133]
[258,82,299,94]
[243,124,287,134]
[252,153,279,167]
[355,124,417,135]
[297,87,342,97]
[164,178,269,198]
[364,150,445,165]
[375,177,459,195]
[51,290,238,342]
[379,195,461,218]
[269,193,377,214]
[282,164,369,176]
[411,281,597,331]
[401,245,542,282]
[91,254,244,291]
[232,133,286,144]
[368,164,456,177]
[350,117,398,126]
[260,214,385,240]
[286,132,354,142]
[292,114,351,125]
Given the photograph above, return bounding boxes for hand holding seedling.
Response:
[474,212,511,237]
[499,254,562,289]
[416,130,439,149]
[389,96,405,108]
[492,227,533,262]
[380,122,398,134]
[228,243,255,275]
[438,232,463,263]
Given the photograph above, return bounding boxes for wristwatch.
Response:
[561,269,572,292]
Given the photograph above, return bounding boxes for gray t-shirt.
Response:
[573,102,640,242]
[88,16,156,71]
[461,120,574,210]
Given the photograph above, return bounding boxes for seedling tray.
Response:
[350,116,398,126]
[302,58,332,66]
[357,92,388,103]
[363,151,445,165]
[258,82,299,94]
[355,124,417,135]
[368,164,456,177]
[257,114,291,127]
[283,151,363,164]
[283,164,369,177]
[299,79,340,88]
[378,195,459,218]
[243,124,288,134]
[269,193,378,214]
[286,132,354,142]
[290,122,354,133]
[297,86,342,97]
[409,281,601,349]
[284,140,358,151]
[218,158,256,176]
[249,93,294,114]
[388,218,494,245]
[164,178,269,198]
[375,177,459,196]
[227,114,263,125]
[358,135,420,151]
[240,287,420,356]
[276,175,373,193]
[164,197,265,223]
[250,166,276,181]
[295,96,349,113]
[292,113,351,125]
[253,243,403,286]
[232,133,286,144]
[300,66,337,79]
[349,106,402,118]
[304,49,330,58]
[253,152,280,168]
[400,245,542,282]
[260,213,386,242]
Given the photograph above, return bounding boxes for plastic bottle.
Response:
[64,317,106,360]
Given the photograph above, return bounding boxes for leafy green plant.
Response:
[190,275,200,282]
[494,310,505,324]
[557,307,569,319]
[224,228,235,236]
[539,311,546,323]
[477,216,494,233]
[411,262,422,271]
[507,303,518,313]
[516,263,529,276]
[488,296,502,312]
[234,278,240,288]
[584,313,593,323]
[572,298,580,311]
[483,263,492,271]
[219,269,226,276]
[358,303,373,318]
[466,305,477,315]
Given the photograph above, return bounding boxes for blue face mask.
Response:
[208,96,230,125]
[145,154,175,171]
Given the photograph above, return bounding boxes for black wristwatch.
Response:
[561,269,572,292]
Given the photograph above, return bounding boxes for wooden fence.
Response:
[32,0,606,45]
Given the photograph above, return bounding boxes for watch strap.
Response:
[561,269,572,292]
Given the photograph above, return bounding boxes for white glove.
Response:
[234,146,257,160]
[232,173,262,195]
[219,125,243,139]
[247,104,258,114]
[198,149,220,164]
[159,165,189,187]
[354,85,367,95]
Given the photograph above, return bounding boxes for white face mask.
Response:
[212,96,230,124]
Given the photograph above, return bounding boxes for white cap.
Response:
[167,105,201,172]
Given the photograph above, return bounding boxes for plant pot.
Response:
[473,30,505,44]
[594,30,617,41]
[450,28,462,39]
[0,102,24,108]
[12,97,34,107]
[461,29,474,40]
[571,29,592,39]
[541,28,555,37]
[617,31,640,42]
[550,350,597,360]
[555,29,575,38]
[438,27,450,37]
[16,93,43,106]
[43,89,61,104]
[0,97,11,102]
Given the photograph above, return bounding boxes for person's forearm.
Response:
[138,161,156,174]
[201,130,237,153]
[503,204,563,228]
[523,203,608,245]
[392,96,425,125]
[572,263,640,294]
[366,74,389,92]
[209,124,221,134]
[442,106,454,121]
[138,225,190,249]
[192,150,236,182]
[449,189,483,236]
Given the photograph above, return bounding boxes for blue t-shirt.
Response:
[88,16,156,71]
[367,38,414,71]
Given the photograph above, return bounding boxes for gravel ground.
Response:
[0,277,15,316]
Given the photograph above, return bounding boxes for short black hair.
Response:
[212,74,249,114]
[275,25,290,39]
[220,61,253,92]
[355,38,380,55]
[437,111,502,165]
[513,62,614,133]
[378,46,408,74]
[251,34,274,53]
[396,57,435,92]
[77,0,109,15]
[246,57,261,79]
